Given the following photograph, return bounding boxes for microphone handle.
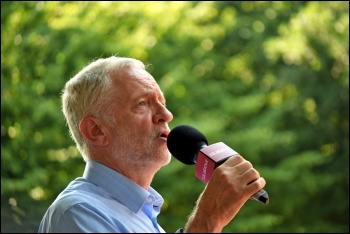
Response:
[250,189,269,204]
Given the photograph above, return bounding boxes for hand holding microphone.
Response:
[167,124,269,205]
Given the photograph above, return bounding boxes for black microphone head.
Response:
[167,124,208,165]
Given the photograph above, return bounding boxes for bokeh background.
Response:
[1,1,349,233]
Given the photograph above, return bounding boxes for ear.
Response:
[79,116,109,146]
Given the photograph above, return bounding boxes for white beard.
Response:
[109,125,171,171]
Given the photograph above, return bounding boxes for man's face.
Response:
[107,67,173,169]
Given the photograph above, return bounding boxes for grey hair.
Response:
[61,56,146,161]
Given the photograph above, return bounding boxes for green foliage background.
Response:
[1,1,348,233]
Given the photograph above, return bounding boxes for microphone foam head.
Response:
[167,125,208,165]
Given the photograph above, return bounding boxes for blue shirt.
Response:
[38,160,166,233]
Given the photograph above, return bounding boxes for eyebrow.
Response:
[133,90,166,103]
[159,91,166,102]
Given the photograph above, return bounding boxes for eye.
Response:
[159,98,166,106]
[138,101,147,106]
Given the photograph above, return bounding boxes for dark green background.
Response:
[1,1,349,233]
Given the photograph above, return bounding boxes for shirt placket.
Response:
[143,196,161,233]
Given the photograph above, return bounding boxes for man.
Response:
[38,56,266,233]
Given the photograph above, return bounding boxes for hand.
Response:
[184,155,266,233]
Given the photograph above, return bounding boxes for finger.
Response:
[236,160,253,175]
[242,167,261,186]
[221,154,245,167]
[221,156,253,176]
[246,177,266,195]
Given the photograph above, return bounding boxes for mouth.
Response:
[159,130,169,141]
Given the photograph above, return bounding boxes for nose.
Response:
[153,103,173,124]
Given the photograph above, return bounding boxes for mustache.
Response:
[152,126,170,139]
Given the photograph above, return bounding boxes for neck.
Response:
[117,165,156,189]
[92,156,160,189]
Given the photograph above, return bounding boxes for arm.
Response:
[183,155,266,233]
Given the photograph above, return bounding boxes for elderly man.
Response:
[38,56,266,233]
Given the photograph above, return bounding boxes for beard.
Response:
[109,123,171,171]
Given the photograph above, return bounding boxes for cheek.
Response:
[116,111,154,137]
[133,112,153,127]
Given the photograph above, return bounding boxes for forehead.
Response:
[112,67,164,99]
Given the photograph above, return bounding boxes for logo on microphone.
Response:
[201,159,208,181]
[208,148,228,157]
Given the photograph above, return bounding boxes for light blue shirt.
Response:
[38,160,166,233]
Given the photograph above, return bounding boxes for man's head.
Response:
[62,56,173,172]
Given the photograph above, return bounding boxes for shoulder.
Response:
[49,177,111,213]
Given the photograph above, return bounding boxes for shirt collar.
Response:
[82,160,163,214]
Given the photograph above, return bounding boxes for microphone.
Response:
[167,124,269,205]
